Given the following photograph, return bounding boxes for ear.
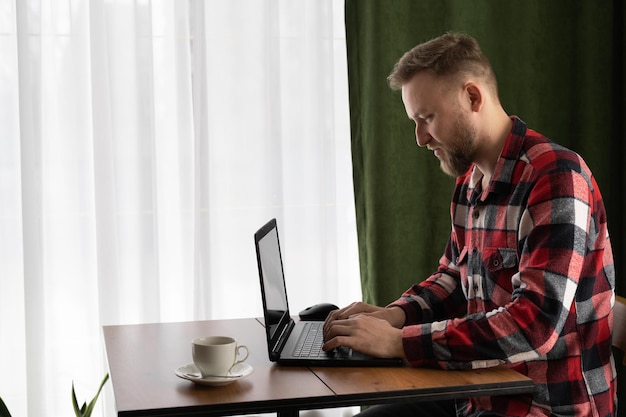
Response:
[465,82,483,112]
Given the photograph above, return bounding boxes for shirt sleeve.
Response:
[387,235,468,325]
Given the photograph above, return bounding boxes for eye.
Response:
[420,115,433,124]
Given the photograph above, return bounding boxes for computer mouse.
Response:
[299,303,339,321]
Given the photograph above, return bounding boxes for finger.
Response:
[323,318,354,342]
[322,332,353,351]
[323,303,355,335]
[323,310,339,337]
[322,337,343,351]
[335,302,357,319]
[322,338,338,351]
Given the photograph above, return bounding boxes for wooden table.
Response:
[103,318,533,416]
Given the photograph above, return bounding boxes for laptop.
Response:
[254,218,402,366]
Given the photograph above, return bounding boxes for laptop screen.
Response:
[255,219,291,350]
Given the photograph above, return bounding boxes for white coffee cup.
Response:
[192,336,249,377]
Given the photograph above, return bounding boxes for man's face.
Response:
[401,71,478,177]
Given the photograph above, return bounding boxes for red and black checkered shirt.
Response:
[390,117,616,417]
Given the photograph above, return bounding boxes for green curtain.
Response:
[346,0,625,304]
[345,0,625,413]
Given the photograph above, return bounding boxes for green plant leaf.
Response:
[83,373,109,417]
[0,397,12,417]
[71,382,83,417]
[72,373,109,417]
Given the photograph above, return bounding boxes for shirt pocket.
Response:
[484,247,518,272]
[482,247,519,305]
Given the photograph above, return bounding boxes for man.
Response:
[323,32,616,417]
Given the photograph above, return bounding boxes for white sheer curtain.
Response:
[0,0,360,416]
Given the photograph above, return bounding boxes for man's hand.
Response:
[322,302,407,358]
[322,314,405,359]
[323,302,406,338]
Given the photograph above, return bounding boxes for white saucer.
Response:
[175,362,253,386]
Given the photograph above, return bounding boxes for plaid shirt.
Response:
[389,117,616,417]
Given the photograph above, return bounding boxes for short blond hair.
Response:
[388,32,498,96]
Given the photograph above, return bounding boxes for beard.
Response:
[439,113,478,177]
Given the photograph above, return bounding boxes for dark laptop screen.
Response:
[255,219,291,346]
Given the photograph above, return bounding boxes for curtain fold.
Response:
[0,1,359,416]
[346,1,456,306]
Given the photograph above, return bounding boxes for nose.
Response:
[415,121,430,147]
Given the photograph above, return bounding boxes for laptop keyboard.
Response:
[293,322,351,358]
[294,322,324,357]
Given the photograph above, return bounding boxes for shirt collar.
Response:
[466,116,527,201]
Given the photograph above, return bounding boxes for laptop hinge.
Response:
[271,319,295,360]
